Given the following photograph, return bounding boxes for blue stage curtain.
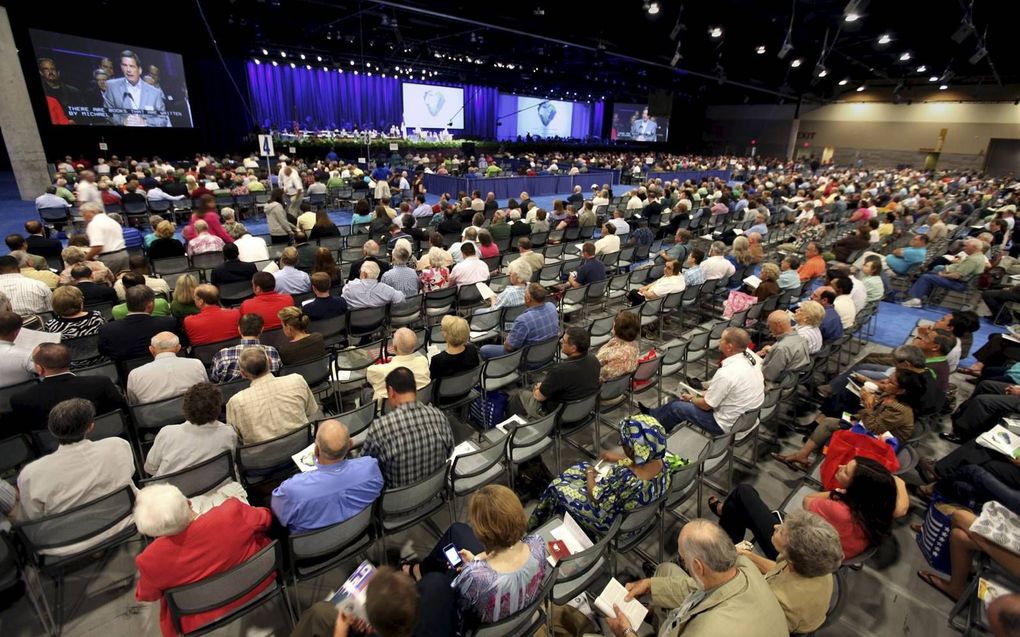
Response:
[591,102,605,138]
[246,63,498,138]
[495,94,519,140]
[463,84,499,140]
[570,103,591,140]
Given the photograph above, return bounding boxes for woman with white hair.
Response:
[737,510,845,634]
[133,484,273,637]
[488,259,531,309]
[58,245,114,285]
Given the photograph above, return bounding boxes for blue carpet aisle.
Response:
[872,300,1005,367]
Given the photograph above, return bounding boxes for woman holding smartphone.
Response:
[400,485,548,627]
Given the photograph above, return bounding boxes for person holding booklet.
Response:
[917,437,1020,513]
[529,415,670,536]
[400,485,549,627]
[605,519,788,637]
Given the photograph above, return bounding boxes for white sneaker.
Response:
[901,298,923,308]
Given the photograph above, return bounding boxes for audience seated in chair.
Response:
[271,419,382,533]
[133,484,272,637]
[479,283,558,360]
[9,342,124,435]
[646,327,764,434]
[507,326,601,419]
[607,518,788,637]
[239,271,295,330]
[225,346,319,444]
[209,243,257,287]
[210,312,283,383]
[17,398,136,556]
[98,285,179,362]
[359,366,453,488]
[127,331,208,404]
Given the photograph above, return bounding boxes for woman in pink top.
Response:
[182,194,235,244]
[803,456,903,560]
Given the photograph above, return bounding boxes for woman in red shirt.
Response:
[133,485,273,637]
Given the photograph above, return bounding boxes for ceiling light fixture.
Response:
[878,33,892,44]
[756,45,766,54]
[899,52,911,61]
[838,78,849,85]
[856,84,865,92]
[271,60,278,67]
[299,54,306,60]
[261,48,268,56]
[709,27,723,38]
[280,51,286,58]
[969,46,988,65]
[648,2,660,15]
[817,68,828,77]
[790,58,803,68]
[916,65,927,73]
[844,11,860,22]
[316,55,322,62]
[928,75,939,82]
[254,58,261,65]
[939,83,949,90]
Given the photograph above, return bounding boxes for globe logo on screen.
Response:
[423,90,446,117]
[538,101,557,126]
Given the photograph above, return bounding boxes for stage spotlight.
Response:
[305,64,311,70]
[300,54,306,60]
[648,2,660,15]
[939,83,949,90]
[261,48,268,55]
[709,26,723,39]
[916,65,926,73]
[844,11,860,22]
[280,51,286,58]
[816,67,828,78]
[790,58,803,68]
[838,78,849,85]
[271,60,278,67]
[254,58,261,65]
[856,84,865,92]
[929,75,939,82]
[756,45,766,54]
[899,52,911,61]
[877,33,892,44]
[354,70,359,75]
[289,62,295,68]
[316,55,322,62]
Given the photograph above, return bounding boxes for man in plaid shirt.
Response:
[360,367,453,488]
[209,313,282,382]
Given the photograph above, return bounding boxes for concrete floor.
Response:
[0,311,970,637]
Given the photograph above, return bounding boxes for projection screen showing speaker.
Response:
[401,83,464,129]
[516,97,574,139]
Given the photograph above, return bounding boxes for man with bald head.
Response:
[608,519,787,637]
[645,327,764,434]
[271,419,383,533]
[127,331,209,404]
[365,327,430,402]
[758,310,811,383]
[347,239,390,282]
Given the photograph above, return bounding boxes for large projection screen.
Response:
[401,83,464,129]
[516,97,574,138]
[29,29,192,128]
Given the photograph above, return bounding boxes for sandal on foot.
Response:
[917,570,957,602]
[771,453,811,472]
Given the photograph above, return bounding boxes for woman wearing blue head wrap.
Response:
[528,414,671,536]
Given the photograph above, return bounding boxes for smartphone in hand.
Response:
[443,543,463,569]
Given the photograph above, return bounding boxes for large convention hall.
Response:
[0,1,1019,636]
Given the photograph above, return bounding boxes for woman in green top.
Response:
[170,274,201,318]
[528,415,670,536]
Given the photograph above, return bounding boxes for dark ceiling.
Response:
[100,1,1020,105]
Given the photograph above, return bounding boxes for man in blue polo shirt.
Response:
[886,234,928,275]
[567,242,607,288]
[479,283,558,359]
[271,419,382,533]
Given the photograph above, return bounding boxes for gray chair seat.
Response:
[452,463,506,496]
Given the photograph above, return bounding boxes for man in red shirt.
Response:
[133,485,273,637]
[239,272,294,330]
[183,284,242,345]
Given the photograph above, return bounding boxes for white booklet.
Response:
[327,560,376,621]
[546,512,594,568]
[593,578,649,630]
[475,282,496,300]
[292,442,317,472]
[743,275,761,289]
[977,425,1020,459]
[676,380,705,398]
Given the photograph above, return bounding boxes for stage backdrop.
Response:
[246,62,597,141]
[495,94,604,140]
